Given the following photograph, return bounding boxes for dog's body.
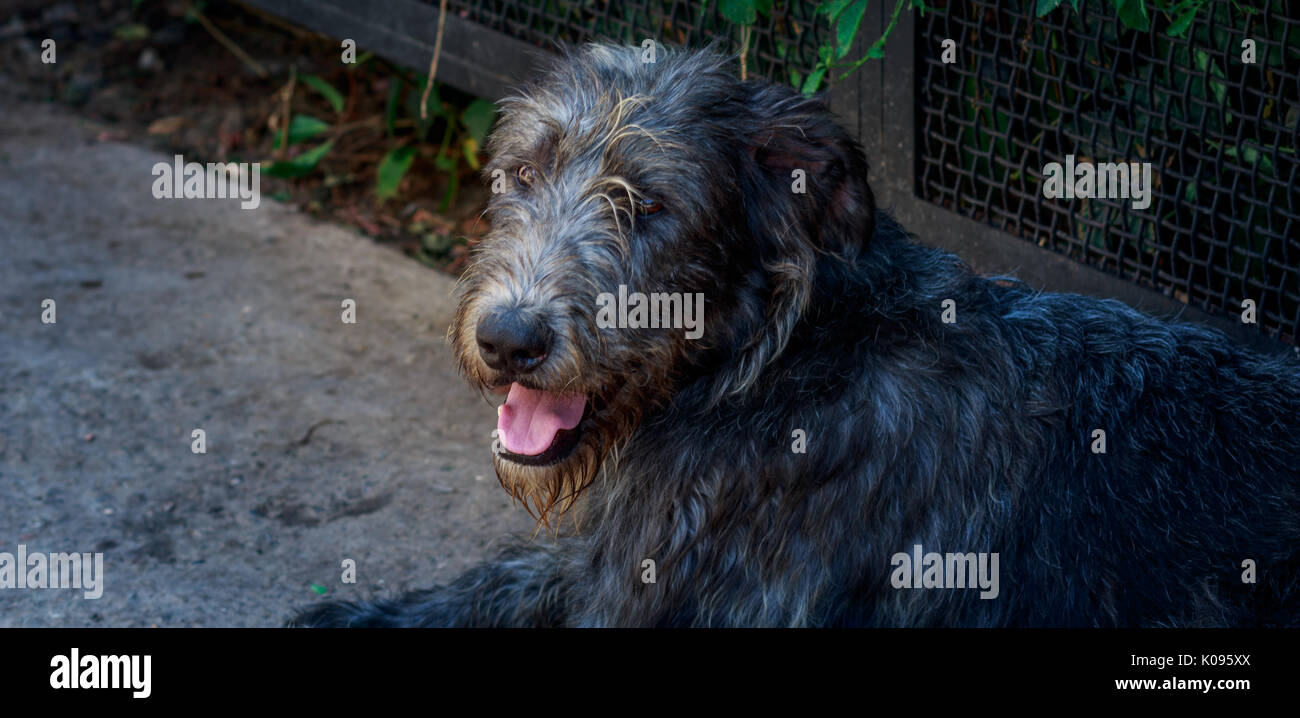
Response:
[292,45,1300,627]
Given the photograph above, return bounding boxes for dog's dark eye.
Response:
[516,165,537,189]
[635,196,663,215]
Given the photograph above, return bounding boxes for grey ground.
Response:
[0,93,532,627]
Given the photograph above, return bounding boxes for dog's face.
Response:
[450,44,873,524]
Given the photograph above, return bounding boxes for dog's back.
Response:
[565,210,1300,627]
[999,277,1300,626]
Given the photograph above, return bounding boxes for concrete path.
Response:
[0,95,531,626]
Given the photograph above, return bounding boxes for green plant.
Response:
[717,0,921,95]
[717,0,1233,95]
[263,62,497,209]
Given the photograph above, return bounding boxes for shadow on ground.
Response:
[0,93,532,627]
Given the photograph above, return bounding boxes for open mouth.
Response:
[495,383,588,466]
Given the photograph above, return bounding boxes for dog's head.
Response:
[450,43,874,525]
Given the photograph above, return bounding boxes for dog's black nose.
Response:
[476,310,551,374]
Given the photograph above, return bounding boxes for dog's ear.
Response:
[739,82,875,251]
[704,82,875,403]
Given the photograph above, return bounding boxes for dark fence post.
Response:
[243,0,546,100]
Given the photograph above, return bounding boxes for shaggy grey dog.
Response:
[291,44,1300,627]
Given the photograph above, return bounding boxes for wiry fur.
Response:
[291,44,1300,627]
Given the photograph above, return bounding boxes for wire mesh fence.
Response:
[917,0,1300,344]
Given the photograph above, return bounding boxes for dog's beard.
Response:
[493,438,602,533]
[491,382,652,533]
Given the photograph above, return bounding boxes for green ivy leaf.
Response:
[1167,5,1198,36]
[273,114,331,149]
[264,140,335,178]
[300,74,345,116]
[719,0,758,25]
[820,0,856,21]
[460,99,497,146]
[1114,0,1151,31]
[1226,144,1275,175]
[375,145,417,201]
[1036,0,1063,17]
[836,0,867,59]
[801,66,827,95]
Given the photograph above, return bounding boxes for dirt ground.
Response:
[1,0,491,275]
[0,88,534,627]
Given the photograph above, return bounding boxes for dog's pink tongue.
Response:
[498,383,585,456]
